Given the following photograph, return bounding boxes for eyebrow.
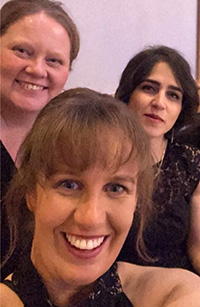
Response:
[10,40,67,59]
[144,79,183,94]
[111,175,137,185]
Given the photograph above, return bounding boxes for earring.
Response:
[171,128,174,144]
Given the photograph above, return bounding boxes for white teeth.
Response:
[66,234,104,250]
[19,81,44,91]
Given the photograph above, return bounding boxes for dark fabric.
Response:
[118,142,200,274]
[0,141,20,280]
[176,113,200,149]
[2,251,133,307]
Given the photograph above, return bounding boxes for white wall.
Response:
[1,0,198,94]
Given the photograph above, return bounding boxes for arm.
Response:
[0,283,23,307]
[162,272,200,307]
[187,181,200,274]
[118,262,200,307]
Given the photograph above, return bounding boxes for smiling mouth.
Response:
[65,234,105,250]
[16,80,48,91]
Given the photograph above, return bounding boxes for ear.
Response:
[26,192,36,213]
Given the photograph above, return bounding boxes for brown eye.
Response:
[141,84,157,93]
[167,91,182,102]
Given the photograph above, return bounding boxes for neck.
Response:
[31,253,93,307]
[150,136,167,164]
[44,277,93,307]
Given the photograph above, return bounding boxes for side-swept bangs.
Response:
[3,88,153,265]
[18,89,151,199]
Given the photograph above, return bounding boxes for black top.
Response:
[1,141,20,280]
[118,142,200,274]
[176,113,200,149]
[2,252,133,307]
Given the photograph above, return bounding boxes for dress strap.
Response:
[1,279,16,293]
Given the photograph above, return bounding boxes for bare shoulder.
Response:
[117,262,200,307]
[0,282,23,307]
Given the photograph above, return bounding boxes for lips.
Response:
[145,113,164,121]
[16,80,48,91]
[65,234,105,250]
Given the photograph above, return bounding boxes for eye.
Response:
[141,84,157,94]
[13,46,31,58]
[167,91,182,102]
[60,179,79,190]
[55,179,82,195]
[104,183,127,198]
[46,58,63,67]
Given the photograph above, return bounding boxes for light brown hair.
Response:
[3,88,153,265]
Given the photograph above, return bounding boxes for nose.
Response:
[151,91,166,110]
[25,58,48,78]
[74,195,106,230]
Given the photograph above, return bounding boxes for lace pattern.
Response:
[10,252,132,306]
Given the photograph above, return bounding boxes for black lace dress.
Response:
[2,252,133,307]
[118,142,200,273]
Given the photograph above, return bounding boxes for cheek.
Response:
[1,54,19,78]
[34,194,74,232]
[129,94,145,114]
[36,207,67,230]
[50,69,69,93]
[171,105,182,124]
[111,201,136,236]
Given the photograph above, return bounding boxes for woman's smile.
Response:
[63,233,108,259]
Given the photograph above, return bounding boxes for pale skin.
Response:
[0,12,71,161]
[128,62,200,274]
[1,160,200,306]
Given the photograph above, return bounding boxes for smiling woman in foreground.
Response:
[1,88,200,307]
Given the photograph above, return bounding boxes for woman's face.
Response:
[129,62,183,139]
[0,12,71,114]
[27,156,138,289]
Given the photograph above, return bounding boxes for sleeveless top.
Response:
[2,254,133,307]
[118,142,200,273]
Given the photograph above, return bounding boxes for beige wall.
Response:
[1,0,198,94]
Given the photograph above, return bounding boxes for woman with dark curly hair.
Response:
[115,45,200,274]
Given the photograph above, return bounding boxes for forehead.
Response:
[148,62,181,88]
[2,12,70,43]
[39,124,139,179]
